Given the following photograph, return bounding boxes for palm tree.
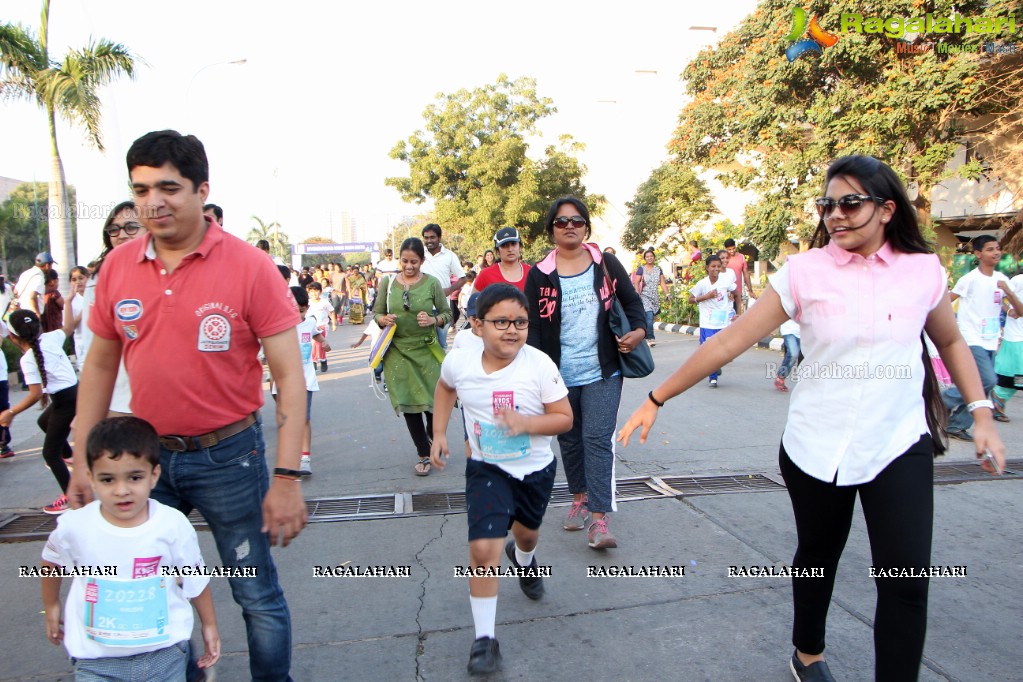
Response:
[247,215,291,261]
[0,0,139,289]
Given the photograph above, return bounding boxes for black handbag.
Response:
[601,261,655,379]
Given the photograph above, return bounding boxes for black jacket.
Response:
[524,244,646,380]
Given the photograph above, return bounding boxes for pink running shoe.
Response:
[563,500,590,531]
[43,494,69,515]
[587,517,617,549]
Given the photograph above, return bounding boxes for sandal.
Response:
[774,376,789,393]
[414,458,432,476]
[993,410,1010,423]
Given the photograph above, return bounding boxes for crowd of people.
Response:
[0,133,1008,681]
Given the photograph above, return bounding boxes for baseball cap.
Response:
[494,227,521,247]
[466,292,481,318]
[35,251,56,265]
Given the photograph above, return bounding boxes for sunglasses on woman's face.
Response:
[814,194,884,219]
[402,288,411,311]
[105,222,143,237]
[552,216,587,229]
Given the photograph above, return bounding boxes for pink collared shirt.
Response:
[769,241,947,485]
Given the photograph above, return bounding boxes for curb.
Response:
[652,322,783,351]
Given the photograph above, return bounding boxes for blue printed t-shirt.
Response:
[558,264,602,387]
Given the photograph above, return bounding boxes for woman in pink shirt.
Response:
[619,155,1005,682]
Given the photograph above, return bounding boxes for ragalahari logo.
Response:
[786,7,840,61]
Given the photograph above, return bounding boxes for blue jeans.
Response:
[151,419,293,682]
[943,345,996,432]
[436,323,450,350]
[644,310,656,340]
[559,374,623,513]
[778,334,800,379]
[699,328,722,380]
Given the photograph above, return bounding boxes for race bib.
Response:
[472,419,530,463]
[980,316,1000,341]
[83,576,170,647]
[709,309,729,326]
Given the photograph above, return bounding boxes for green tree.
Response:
[670,0,1023,259]
[0,1,140,289]
[247,215,290,261]
[300,236,338,270]
[386,74,605,262]
[623,162,717,252]
[0,181,76,278]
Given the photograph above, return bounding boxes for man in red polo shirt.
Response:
[724,238,754,314]
[68,130,307,682]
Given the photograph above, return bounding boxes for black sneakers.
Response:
[504,539,544,600]
[789,650,836,681]
[467,636,501,675]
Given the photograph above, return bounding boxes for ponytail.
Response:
[9,311,50,407]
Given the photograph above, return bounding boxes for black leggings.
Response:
[780,435,933,682]
[450,300,460,327]
[404,411,434,459]
[39,385,78,493]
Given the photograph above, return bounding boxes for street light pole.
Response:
[185,59,247,104]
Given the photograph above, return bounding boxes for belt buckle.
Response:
[163,436,190,452]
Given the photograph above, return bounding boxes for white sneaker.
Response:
[299,456,312,477]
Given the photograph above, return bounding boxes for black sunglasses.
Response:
[814,194,885,219]
[552,216,587,229]
[402,288,411,311]
[105,222,143,237]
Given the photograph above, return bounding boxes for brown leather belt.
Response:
[159,413,257,452]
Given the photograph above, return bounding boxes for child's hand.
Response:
[430,435,450,470]
[495,408,530,436]
[198,623,221,668]
[44,603,64,645]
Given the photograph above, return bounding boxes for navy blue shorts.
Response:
[466,458,557,541]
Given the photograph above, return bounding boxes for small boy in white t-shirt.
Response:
[274,287,330,476]
[430,284,572,675]
[40,416,220,681]
[305,282,334,373]
[689,254,736,387]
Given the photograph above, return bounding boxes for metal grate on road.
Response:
[658,473,785,496]
[1,462,1018,542]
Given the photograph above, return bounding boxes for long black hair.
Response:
[9,310,49,407]
[92,201,137,278]
[811,155,946,454]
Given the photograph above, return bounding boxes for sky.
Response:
[1,0,761,263]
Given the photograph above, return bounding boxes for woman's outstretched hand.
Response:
[617,399,660,447]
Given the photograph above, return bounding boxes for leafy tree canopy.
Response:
[0,181,76,277]
[386,74,605,262]
[623,162,717,252]
[671,0,1023,259]
[247,215,290,262]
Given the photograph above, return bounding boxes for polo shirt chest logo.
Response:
[115,299,143,341]
[198,313,232,352]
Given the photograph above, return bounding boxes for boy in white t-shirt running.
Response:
[689,254,736,387]
[944,235,1009,440]
[40,416,220,681]
[430,284,572,676]
[274,287,330,476]
[351,318,386,388]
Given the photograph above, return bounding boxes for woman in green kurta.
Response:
[374,237,452,475]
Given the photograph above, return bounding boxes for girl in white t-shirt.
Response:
[620,155,1006,681]
[0,307,80,514]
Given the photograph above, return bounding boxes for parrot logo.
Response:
[785,7,839,61]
